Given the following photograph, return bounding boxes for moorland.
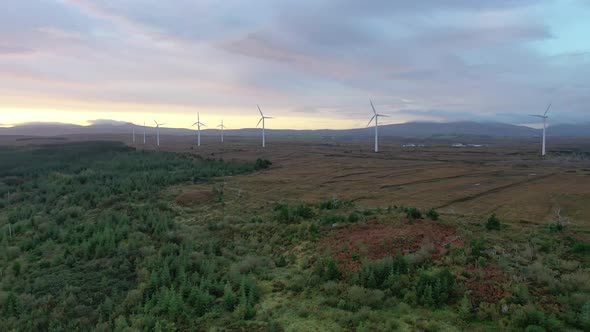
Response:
[0,135,589,331]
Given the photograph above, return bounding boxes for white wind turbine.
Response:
[192,113,206,147]
[154,120,165,146]
[143,119,146,144]
[217,120,226,143]
[367,100,389,153]
[530,103,551,157]
[132,126,136,144]
[257,105,273,148]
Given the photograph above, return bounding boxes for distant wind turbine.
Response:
[143,120,146,144]
[154,120,165,146]
[192,113,206,147]
[257,105,273,148]
[367,100,389,153]
[217,120,226,143]
[132,126,135,144]
[530,103,551,157]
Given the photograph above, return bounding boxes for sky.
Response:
[0,0,589,129]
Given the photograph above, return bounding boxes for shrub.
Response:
[313,257,341,281]
[320,213,346,225]
[12,260,22,276]
[346,286,385,310]
[319,197,349,210]
[274,202,293,223]
[354,255,409,289]
[426,208,439,221]
[406,207,422,220]
[486,214,501,230]
[275,203,315,223]
[511,305,547,330]
[254,159,272,170]
[459,294,472,320]
[294,204,314,219]
[348,212,362,223]
[416,268,456,307]
[308,223,319,240]
[571,241,590,255]
[223,284,238,311]
[469,239,486,259]
[580,302,590,330]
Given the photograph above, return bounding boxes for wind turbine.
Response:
[192,113,206,147]
[154,120,165,146]
[530,103,551,157]
[257,105,273,148]
[132,126,136,144]
[143,120,146,144]
[367,100,389,153]
[217,120,226,143]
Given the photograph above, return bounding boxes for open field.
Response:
[4,134,587,229]
[1,136,589,331]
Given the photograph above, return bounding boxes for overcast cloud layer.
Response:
[0,0,588,128]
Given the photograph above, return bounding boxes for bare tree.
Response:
[552,207,570,229]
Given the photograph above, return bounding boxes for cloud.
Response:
[0,45,35,55]
[0,0,588,127]
[87,119,131,126]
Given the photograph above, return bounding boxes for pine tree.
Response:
[423,284,434,307]
[223,284,237,311]
[3,292,19,318]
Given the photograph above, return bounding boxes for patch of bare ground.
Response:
[175,189,215,207]
[463,264,508,306]
[321,219,461,272]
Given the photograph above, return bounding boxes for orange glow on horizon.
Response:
[0,95,414,130]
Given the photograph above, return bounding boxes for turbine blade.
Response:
[377,114,389,117]
[257,105,263,117]
[256,118,263,127]
[544,103,552,116]
[265,117,274,119]
[367,115,376,127]
[192,122,198,126]
[154,120,158,125]
[529,115,544,118]
[370,100,377,115]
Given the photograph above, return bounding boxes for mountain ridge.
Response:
[0,121,588,138]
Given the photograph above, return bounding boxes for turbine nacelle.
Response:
[529,103,551,157]
[367,100,389,127]
[192,112,206,128]
[256,105,273,127]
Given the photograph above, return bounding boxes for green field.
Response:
[0,141,589,331]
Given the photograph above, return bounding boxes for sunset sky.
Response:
[1,0,589,129]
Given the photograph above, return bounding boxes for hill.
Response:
[1,121,588,138]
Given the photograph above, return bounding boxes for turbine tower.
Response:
[143,120,146,144]
[367,100,389,153]
[257,105,273,148]
[217,120,226,143]
[530,103,551,157]
[132,126,136,144]
[192,113,206,147]
[154,120,165,146]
